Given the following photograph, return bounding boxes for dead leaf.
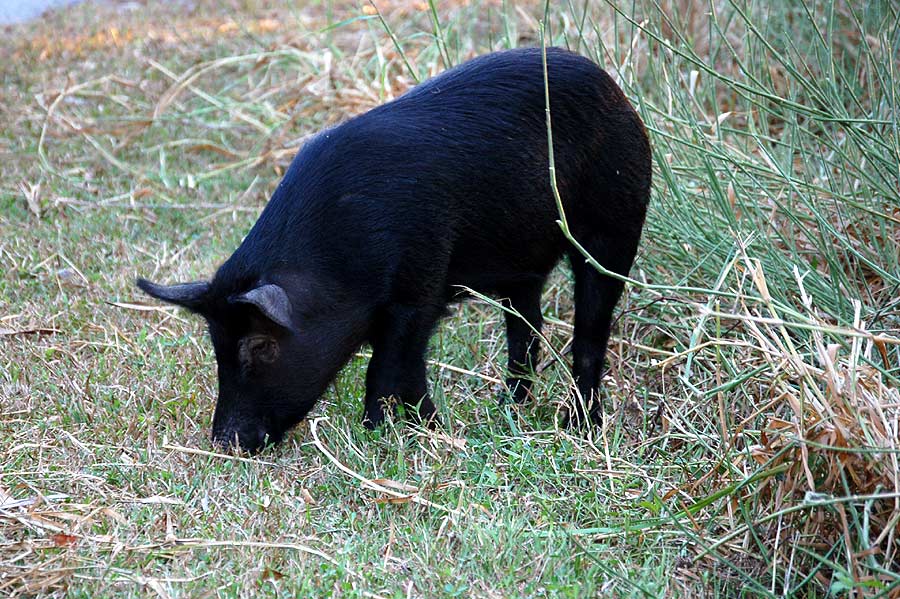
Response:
[873,337,890,369]
[374,495,414,505]
[371,479,419,493]
[102,507,128,525]
[727,180,740,220]
[133,495,184,505]
[260,567,284,581]
[50,533,78,547]
[430,432,467,450]
[20,181,41,218]
[106,301,175,312]
[299,488,317,506]
[0,327,61,337]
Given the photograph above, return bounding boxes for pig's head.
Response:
[136,276,361,453]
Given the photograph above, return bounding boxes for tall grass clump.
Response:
[580,0,900,594]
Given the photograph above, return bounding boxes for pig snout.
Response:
[212,419,275,454]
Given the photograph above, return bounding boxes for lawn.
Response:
[1,0,898,597]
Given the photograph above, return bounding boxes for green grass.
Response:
[1,0,898,597]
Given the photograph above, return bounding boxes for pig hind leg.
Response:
[363,303,441,429]
[500,280,545,405]
[567,233,639,426]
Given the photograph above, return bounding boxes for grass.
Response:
[1,0,898,596]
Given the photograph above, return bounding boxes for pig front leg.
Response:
[500,281,545,405]
[362,304,440,429]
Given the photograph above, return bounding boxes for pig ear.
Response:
[136,278,210,312]
[230,284,293,329]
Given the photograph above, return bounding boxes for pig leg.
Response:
[500,281,544,405]
[363,304,440,429]
[567,234,639,426]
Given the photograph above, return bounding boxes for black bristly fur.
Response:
[137,47,652,453]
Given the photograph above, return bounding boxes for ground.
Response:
[1,0,899,597]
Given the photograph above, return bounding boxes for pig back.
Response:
[222,47,648,301]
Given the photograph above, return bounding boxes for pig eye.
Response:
[238,335,280,373]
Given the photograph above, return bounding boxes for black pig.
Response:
[137,47,651,452]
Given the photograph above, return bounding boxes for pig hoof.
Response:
[496,391,514,406]
[407,402,440,429]
[419,410,441,430]
[497,382,532,406]
[497,386,530,406]
[559,404,601,430]
[362,409,385,430]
